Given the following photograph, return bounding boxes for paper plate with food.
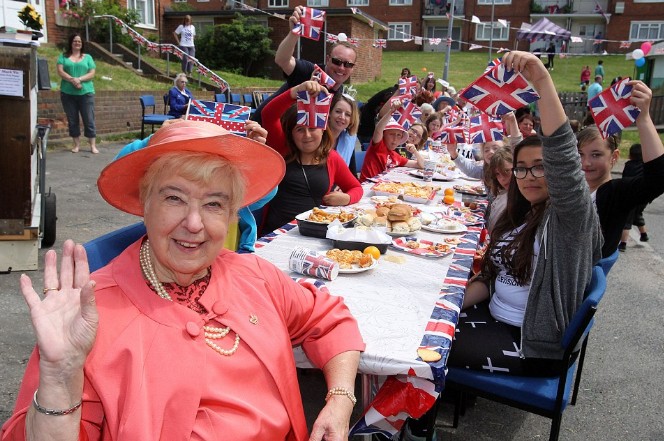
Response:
[325,249,378,274]
[408,169,457,182]
[391,237,455,258]
[356,203,422,237]
[446,209,483,226]
[296,207,357,238]
[453,184,487,196]
[421,218,468,234]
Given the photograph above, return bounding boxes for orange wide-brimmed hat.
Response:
[97,120,286,216]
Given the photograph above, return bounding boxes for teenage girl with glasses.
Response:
[446,50,603,377]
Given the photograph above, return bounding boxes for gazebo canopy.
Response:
[517,18,571,42]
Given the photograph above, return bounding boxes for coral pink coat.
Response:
[2,240,365,441]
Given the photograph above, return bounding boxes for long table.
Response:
[254,166,486,437]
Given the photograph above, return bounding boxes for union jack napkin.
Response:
[399,75,419,96]
[186,100,250,135]
[460,60,540,117]
[292,7,325,41]
[588,77,640,139]
[468,113,504,143]
[391,98,422,130]
[311,65,336,90]
[296,91,333,129]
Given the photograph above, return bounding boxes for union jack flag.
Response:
[468,113,504,143]
[311,65,336,90]
[186,100,250,135]
[398,75,419,96]
[163,45,174,54]
[196,63,209,76]
[326,34,338,43]
[439,125,467,144]
[146,41,160,52]
[172,46,185,60]
[113,17,124,27]
[391,99,422,130]
[588,77,640,139]
[484,57,502,73]
[373,39,387,49]
[429,38,441,45]
[460,63,540,116]
[469,44,483,51]
[292,7,325,41]
[209,74,228,92]
[348,37,359,47]
[619,41,631,49]
[296,91,332,129]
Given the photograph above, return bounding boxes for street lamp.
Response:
[442,0,456,81]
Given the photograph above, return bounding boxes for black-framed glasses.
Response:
[330,57,356,69]
[513,164,545,179]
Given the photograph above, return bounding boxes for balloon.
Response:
[632,49,644,60]
[641,42,652,55]
[635,57,646,68]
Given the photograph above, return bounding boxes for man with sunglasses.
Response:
[251,5,358,124]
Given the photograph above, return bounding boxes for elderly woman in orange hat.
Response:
[2,120,364,441]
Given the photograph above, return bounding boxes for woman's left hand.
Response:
[245,120,268,144]
[322,189,351,206]
[405,143,418,155]
[309,396,354,441]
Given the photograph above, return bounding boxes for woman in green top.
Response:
[57,33,98,153]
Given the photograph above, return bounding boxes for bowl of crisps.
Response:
[296,207,357,238]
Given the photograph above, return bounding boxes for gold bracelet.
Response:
[325,387,357,406]
[32,390,82,416]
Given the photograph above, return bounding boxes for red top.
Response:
[262,89,363,204]
[360,139,409,182]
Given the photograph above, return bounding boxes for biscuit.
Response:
[417,348,442,362]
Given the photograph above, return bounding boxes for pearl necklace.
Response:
[139,239,241,356]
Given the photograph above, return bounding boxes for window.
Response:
[390,0,412,5]
[308,0,329,5]
[478,0,511,4]
[268,0,288,7]
[630,21,664,41]
[388,22,411,40]
[475,21,509,41]
[128,0,155,27]
[348,0,369,5]
[173,0,186,3]
[193,19,214,34]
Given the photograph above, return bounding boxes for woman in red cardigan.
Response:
[261,81,363,234]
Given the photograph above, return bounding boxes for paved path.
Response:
[1,142,663,439]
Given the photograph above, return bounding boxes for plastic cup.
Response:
[423,160,437,182]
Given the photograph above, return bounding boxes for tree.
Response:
[197,14,274,77]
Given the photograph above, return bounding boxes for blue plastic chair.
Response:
[230,93,242,105]
[354,150,366,176]
[84,222,147,273]
[214,93,227,103]
[140,95,174,139]
[446,266,607,441]
[243,93,255,108]
[597,248,619,276]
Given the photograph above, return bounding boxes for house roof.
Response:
[516,18,571,42]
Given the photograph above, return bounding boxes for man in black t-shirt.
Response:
[252,6,358,124]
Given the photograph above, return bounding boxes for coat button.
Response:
[186,322,200,337]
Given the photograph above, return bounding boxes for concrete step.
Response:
[124,61,133,67]
[113,53,123,59]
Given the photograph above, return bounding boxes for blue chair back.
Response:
[84,222,146,273]
[354,150,366,173]
[231,93,242,104]
[597,248,618,276]
[140,95,156,110]
[446,265,607,441]
[215,93,227,103]
[243,93,254,107]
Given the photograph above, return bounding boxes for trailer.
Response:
[0,40,55,272]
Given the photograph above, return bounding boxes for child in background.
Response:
[619,143,650,251]
[485,147,513,232]
[359,98,426,182]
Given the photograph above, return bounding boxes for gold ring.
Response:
[43,287,58,294]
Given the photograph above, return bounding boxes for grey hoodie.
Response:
[521,121,603,359]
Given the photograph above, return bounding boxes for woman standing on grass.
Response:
[174,15,196,75]
[57,33,98,154]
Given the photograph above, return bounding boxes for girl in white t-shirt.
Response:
[173,15,196,74]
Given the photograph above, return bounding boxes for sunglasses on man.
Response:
[329,57,356,69]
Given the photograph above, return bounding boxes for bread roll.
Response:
[407,217,422,231]
[391,221,410,233]
[376,206,390,218]
[356,213,375,227]
[374,216,388,227]
[387,204,412,222]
